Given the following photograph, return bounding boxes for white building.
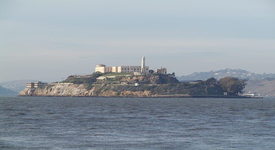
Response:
[26,81,47,88]
[95,57,149,74]
[157,67,167,74]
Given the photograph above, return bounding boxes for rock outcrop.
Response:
[19,83,90,96]
[19,74,245,97]
[19,83,155,97]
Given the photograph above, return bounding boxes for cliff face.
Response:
[19,74,182,97]
[19,81,224,97]
[19,83,91,96]
[19,83,155,97]
[19,74,242,97]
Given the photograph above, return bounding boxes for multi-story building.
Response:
[95,57,149,74]
[26,81,47,88]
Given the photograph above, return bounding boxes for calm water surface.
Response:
[0,97,275,150]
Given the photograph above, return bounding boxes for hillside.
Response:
[245,79,275,97]
[0,86,17,96]
[177,69,275,97]
[178,69,275,81]
[0,80,35,93]
[20,73,246,97]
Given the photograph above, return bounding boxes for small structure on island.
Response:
[157,67,167,74]
[26,81,47,88]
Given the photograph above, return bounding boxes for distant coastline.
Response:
[19,57,248,98]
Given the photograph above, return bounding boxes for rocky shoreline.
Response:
[19,73,248,98]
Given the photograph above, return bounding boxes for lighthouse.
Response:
[141,56,145,74]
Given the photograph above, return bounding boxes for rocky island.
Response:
[19,73,246,98]
[19,57,246,98]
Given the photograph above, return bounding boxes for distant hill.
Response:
[178,69,275,81]
[0,80,35,93]
[177,69,275,97]
[245,79,275,97]
[0,85,17,96]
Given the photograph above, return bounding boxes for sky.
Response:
[1,0,275,82]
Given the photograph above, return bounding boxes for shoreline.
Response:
[18,95,262,99]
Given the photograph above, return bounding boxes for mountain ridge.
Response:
[0,85,17,96]
[177,69,275,97]
[0,80,36,93]
[178,68,275,81]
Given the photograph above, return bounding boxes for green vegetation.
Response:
[63,72,103,84]
[219,77,246,96]
[62,72,246,97]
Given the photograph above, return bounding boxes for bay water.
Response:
[1,97,275,150]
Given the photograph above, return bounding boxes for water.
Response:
[1,97,275,150]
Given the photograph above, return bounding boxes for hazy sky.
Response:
[1,0,275,82]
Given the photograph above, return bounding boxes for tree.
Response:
[92,72,103,77]
[206,78,218,86]
[149,70,154,74]
[63,72,103,84]
[205,78,224,95]
[219,77,246,96]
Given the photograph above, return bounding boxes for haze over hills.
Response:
[245,79,275,97]
[178,69,275,81]
[0,80,35,93]
[178,69,275,97]
[0,85,17,96]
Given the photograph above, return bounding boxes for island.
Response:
[19,57,246,98]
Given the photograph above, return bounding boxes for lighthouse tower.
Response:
[141,56,145,74]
